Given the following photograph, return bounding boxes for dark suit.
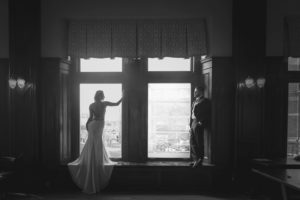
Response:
[190,96,211,162]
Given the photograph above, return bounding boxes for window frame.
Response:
[71,57,204,162]
[286,57,300,157]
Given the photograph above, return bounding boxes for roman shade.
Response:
[68,19,207,58]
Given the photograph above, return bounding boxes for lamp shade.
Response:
[17,78,26,89]
[8,78,17,89]
[245,76,255,88]
[256,77,266,88]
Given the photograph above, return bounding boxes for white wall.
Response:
[0,0,9,58]
[267,0,300,56]
[41,0,232,58]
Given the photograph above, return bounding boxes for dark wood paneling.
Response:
[109,166,213,192]
[233,0,267,166]
[202,57,235,167]
[40,58,71,168]
[0,59,9,156]
[8,0,41,163]
[212,57,235,167]
[263,57,287,158]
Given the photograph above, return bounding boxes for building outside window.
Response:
[287,57,300,156]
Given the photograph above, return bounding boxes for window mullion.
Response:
[123,58,148,162]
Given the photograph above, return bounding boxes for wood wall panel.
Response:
[211,57,235,167]
[0,59,9,156]
[263,57,287,158]
[8,0,41,163]
[233,0,267,166]
[40,58,71,168]
[202,57,235,167]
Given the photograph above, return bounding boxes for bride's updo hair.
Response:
[94,90,104,102]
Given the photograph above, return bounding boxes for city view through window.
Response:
[288,82,300,157]
[79,58,192,159]
[287,58,300,157]
[80,84,122,158]
[148,83,191,158]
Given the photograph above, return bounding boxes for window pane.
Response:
[287,83,300,157]
[288,57,300,71]
[80,58,122,72]
[148,57,191,71]
[80,84,122,158]
[148,83,191,158]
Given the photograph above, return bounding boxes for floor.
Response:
[32,193,257,200]
[4,191,268,200]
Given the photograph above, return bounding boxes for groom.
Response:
[190,85,211,168]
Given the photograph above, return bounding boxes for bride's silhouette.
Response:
[68,90,123,194]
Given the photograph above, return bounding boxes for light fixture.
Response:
[256,77,266,88]
[17,78,26,89]
[8,78,17,89]
[245,76,255,88]
[8,77,27,89]
[238,76,266,89]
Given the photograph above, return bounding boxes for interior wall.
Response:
[41,0,232,58]
[0,0,9,58]
[267,0,300,56]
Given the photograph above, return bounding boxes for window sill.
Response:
[114,161,214,168]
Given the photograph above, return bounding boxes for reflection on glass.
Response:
[287,83,300,157]
[80,58,122,72]
[80,84,122,158]
[148,83,191,158]
[288,57,300,71]
[148,57,191,71]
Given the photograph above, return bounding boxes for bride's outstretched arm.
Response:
[105,90,124,106]
[104,97,123,106]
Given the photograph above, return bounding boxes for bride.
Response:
[68,90,123,194]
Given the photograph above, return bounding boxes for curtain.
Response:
[285,16,300,57]
[68,19,207,58]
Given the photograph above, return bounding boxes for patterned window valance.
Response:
[68,19,207,58]
[285,16,300,57]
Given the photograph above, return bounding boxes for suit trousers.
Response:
[190,119,204,161]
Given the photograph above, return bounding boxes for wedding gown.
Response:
[68,120,115,194]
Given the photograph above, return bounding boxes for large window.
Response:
[76,57,202,161]
[80,84,122,158]
[148,83,191,158]
[80,58,122,72]
[287,57,300,157]
[288,57,300,71]
[148,57,191,71]
[287,83,300,156]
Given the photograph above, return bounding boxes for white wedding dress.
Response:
[68,120,115,194]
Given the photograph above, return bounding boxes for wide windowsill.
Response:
[114,161,214,167]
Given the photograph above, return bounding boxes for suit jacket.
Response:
[190,97,211,128]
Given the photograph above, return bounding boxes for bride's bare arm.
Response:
[104,97,123,106]
[104,90,124,106]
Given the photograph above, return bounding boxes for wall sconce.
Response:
[238,76,266,89]
[256,77,266,88]
[17,78,26,89]
[245,76,255,88]
[8,78,17,89]
[8,77,26,89]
